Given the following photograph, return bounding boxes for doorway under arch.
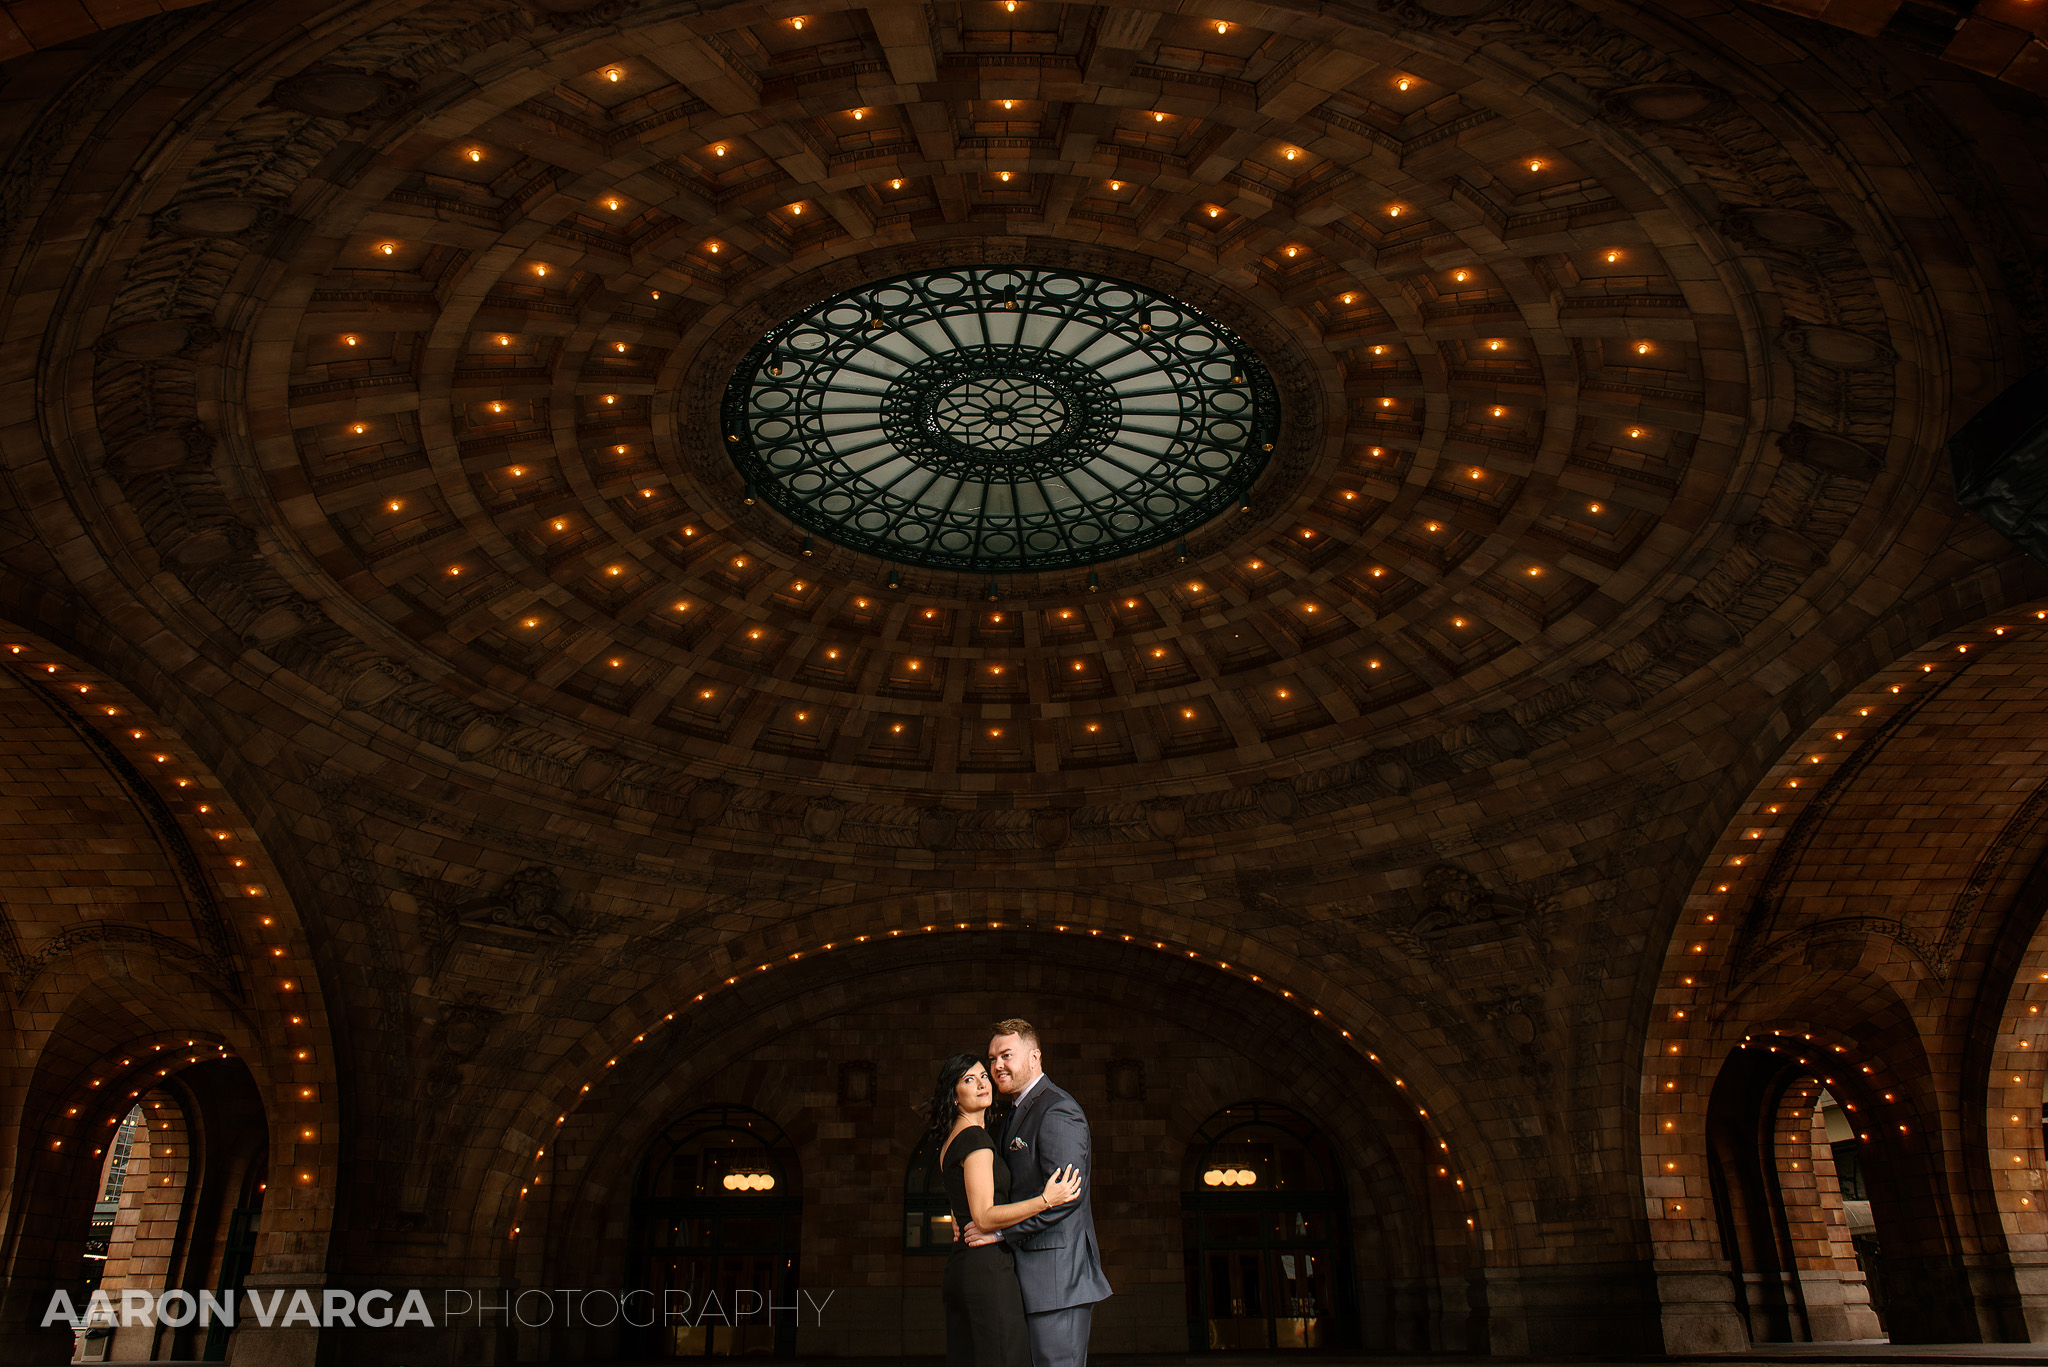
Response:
[1181,1100,1359,1353]
[631,1104,803,1358]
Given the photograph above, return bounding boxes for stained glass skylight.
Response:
[721,266,1280,572]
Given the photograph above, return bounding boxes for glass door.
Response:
[1180,1101,1355,1352]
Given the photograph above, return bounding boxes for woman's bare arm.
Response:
[960,1148,1080,1231]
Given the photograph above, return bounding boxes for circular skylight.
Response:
[722,265,1281,572]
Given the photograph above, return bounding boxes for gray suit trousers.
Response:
[1024,1302,1093,1367]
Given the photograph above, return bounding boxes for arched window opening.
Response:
[1180,1100,1358,1352]
[632,1105,802,1358]
[902,1128,954,1254]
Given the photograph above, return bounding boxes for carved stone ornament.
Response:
[1600,82,1730,126]
[1368,0,1508,26]
[266,67,417,122]
[1663,599,1738,648]
[1743,521,1824,569]
[1144,799,1185,839]
[1032,807,1072,849]
[105,423,212,479]
[1477,711,1531,758]
[437,1002,502,1058]
[570,749,620,795]
[530,0,638,28]
[241,600,315,647]
[802,797,848,840]
[345,659,414,708]
[918,808,959,850]
[1576,666,1637,709]
[1367,750,1413,795]
[468,867,572,936]
[96,319,218,359]
[1720,206,1852,250]
[1254,779,1299,823]
[1780,326,1897,372]
[423,868,579,1008]
[686,779,734,825]
[1778,424,1884,479]
[159,517,253,570]
[455,715,510,756]
[154,198,284,239]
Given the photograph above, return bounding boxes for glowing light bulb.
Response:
[604,67,622,81]
[1109,180,1121,190]
[1154,111,1166,122]
[1634,341,1652,354]
[1487,339,1502,350]
[468,148,483,162]
[1396,77,1412,91]
[1002,100,1014,110]
[1527,158,1543,172]
[999,171,1012,182]
[1604,249,1621,263]
[852,108,864,120]
[714,145,727,157]
[1208,206,1221,217]
[1215,20,1228,32]
[1341,293,1354,304]
[534,264,548,276]
[379,242,397,255]
[708,243,720,253]
[605,198,621,210]
[890,179,903,189]
[350,423,366,434]
[1453,270,1468,282]
[1283,148,1297,161]
[791,16,805,29]
[1388,205,1402,217]
[1285,246,1297,257]
[343,334,358,346]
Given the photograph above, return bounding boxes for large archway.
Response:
[1641,607,2048,1346]
[0,623,342,1367]
[500,928,1479,1361]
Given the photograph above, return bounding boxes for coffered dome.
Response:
[9,0,1989,853]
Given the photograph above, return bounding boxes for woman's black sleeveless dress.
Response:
[940,1127,1032,1367]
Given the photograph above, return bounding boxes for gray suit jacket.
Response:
[997,1077,1114,1312]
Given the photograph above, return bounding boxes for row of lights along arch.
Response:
[509,923,1472,1238]
[7,648,324,1191]
[1648,612,2048,1219]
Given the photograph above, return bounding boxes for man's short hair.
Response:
[990,1018,1039,1050]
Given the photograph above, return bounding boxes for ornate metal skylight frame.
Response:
[721,265,1282,572]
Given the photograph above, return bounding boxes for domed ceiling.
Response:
[5,0,2021,859]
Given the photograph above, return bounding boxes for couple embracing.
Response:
[925,1018,1112,1367]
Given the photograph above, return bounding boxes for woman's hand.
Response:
[1041,1164,1082,1207]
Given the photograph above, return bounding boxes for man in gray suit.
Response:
[963,1018,1113,1367]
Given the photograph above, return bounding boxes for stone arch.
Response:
[1642,606,2048,1346]
[0,620,342,1363]
[483,932,1481,1360]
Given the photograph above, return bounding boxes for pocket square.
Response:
[1008,1137,1028,1151]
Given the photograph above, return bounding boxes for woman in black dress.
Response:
[925,1052,1081,1367]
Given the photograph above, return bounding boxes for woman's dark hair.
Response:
[921,1052,986,1138]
